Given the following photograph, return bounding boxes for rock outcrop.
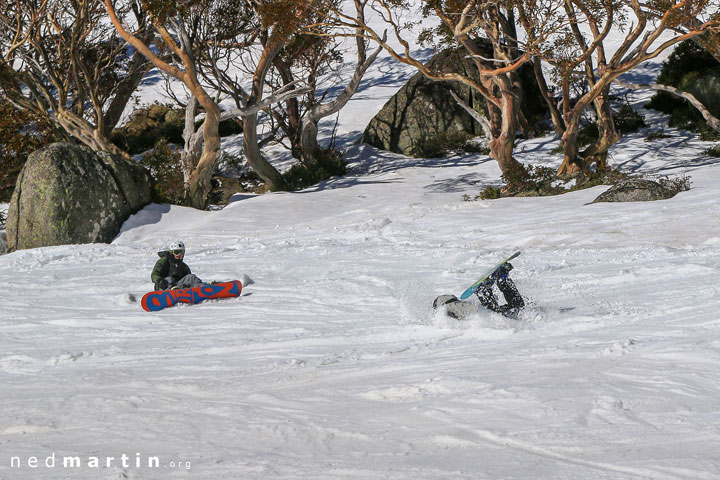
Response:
[362,41,545,157]
[7,142,152,251]
[362,47,485,157]
[592,178,682,203]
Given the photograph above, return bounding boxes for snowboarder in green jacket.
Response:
[151,241,206,290]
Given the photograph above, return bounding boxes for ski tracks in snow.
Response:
[430,421,716,480]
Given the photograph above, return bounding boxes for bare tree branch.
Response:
[218,82,313,121]
[450,90,493,140]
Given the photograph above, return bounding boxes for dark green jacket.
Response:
[151,251,192,288]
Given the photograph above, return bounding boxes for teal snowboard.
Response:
[460,251,521,300]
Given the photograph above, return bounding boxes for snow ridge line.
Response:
[433,428,713,480]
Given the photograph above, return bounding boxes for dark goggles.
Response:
[171,249,185,256]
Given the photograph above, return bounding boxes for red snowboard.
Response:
[141,280,242,312]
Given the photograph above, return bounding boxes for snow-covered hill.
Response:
[2,15,720,480]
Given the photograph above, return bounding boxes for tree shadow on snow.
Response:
[226,194,258,205]
[298,176,402,194]
[313,49,434,102]
[423,171,490,193]
[344,140,489,174]
[292,138,495,194]
[611,129,720,174]
[617,64,664,85]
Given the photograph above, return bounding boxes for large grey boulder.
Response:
[7,142,152,251]
[592,178,681,203]
[362,42,545,157]
[362,47,485,157]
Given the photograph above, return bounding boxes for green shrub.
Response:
[470,164,637,200]
[656,41,719,88]
[573,105,645,144]
[704,144,720,157]
[646,40,720,134]
[614,104,646,134]
[648,92,706,131]
[478,185,502,200]
[645,129,672,141]
[282,147,347,191]
[413,131,490,158]
[112,103,245,156]
[218,118,243,137]
[111,102,184,155]
[577,123,600,147]
[570,168,631,191]
[194,117,244,138]
[699,127,720,141]
[207,176,247,206]
[215,151,245,177]
[550,143,564,155]
[501,162,544,195]
[138,139,185,204]
[658,175,692,194]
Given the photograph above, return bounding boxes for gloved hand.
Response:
[158,277,175,290]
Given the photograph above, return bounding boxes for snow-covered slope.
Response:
[2,16,720,480]
[3,130,720,478]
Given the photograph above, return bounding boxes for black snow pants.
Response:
[476,275,524,317]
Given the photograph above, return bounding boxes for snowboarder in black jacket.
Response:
[433,262,524,319]
[151,241,206,290]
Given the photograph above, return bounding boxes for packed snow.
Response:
[2,14,720,480]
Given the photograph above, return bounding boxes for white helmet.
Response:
[168,240,185,254]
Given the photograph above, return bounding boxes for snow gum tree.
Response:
[267,0,384,168]
[322,0,562,176]
[196,0,375,183]
[630,0,720,62]
[195,0,327,189]
[322,0,718,181]
[105,0,322,207]
[526,0,720,174]
[0,0,153,157]
[105,0,225,208]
